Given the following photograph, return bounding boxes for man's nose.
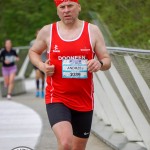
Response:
[64,6,70,13]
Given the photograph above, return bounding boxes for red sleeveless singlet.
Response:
[45,21,95,111]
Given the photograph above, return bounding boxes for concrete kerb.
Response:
[0,76,26,97]
[91,113,147,150]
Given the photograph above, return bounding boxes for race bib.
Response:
[5,56,15,63]
[62,59,88,79]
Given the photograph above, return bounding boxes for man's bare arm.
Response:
[29,26,47,69]
[28,25,55,76]
[88,24,111,72]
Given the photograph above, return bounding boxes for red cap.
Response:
[54,0,79,7]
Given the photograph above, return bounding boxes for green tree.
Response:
[0,0,149,49]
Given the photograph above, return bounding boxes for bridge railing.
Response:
[94,47,150,150]
[107,46,150,54]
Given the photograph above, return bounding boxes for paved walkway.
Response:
[0,101,42,150]
[0,79,114,150]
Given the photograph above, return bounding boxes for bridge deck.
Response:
[0,79,113,150]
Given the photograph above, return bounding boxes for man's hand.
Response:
[87,59,102,73]
[39,59,55,76]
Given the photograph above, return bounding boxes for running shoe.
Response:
[41,91,45,99]
[36,91,40,97]
[7,94,12,100]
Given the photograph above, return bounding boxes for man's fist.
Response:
[39,59,55,76]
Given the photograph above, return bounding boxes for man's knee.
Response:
[72,145,86,150]
[59,138,72,150]
[72,136,88,150]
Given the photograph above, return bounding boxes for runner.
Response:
[0,39,19,99]
[30,30,47,98]
[29,0,111,149]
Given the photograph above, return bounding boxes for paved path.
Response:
[0,101,42,150]
[0,79,114,150]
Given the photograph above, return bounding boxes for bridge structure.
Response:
[0,46,150,150]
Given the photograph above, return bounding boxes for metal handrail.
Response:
[107,46,150,54]
[13,46,30,50]
[5,46,150,54]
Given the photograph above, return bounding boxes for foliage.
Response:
[80,0,150,49]
[0,0,149,49]
[0,0,58,47]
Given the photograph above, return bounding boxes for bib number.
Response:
[62,59,88,79]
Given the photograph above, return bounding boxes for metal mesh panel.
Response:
[132,55,150,89]
[110,52,150,125]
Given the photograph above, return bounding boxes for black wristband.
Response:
[99,60,103,67]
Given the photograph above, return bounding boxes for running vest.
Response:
[45,21,95,111]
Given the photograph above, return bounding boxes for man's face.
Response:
[57,1,81,24]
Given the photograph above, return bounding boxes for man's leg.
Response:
[71,110,93,150]
[52,121,73,150]
[72,136,88,150]
[46,103,73,150]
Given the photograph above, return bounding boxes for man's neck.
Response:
[59,19,82,30]
[57,19,83,40]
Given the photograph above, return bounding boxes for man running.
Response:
[29,0,111,149]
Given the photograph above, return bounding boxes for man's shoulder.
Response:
[40,23,57,37]
[39,24,53,36]
[88,23,100,36]
[88,23,99,30]
[43,24,51,29]
[41,24,53,32]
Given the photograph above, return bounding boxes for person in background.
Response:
[30,30,47,98]
[0,39,19,100]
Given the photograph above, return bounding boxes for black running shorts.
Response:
[46,103,93,138]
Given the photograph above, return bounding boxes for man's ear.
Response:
[78,4,81,12]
